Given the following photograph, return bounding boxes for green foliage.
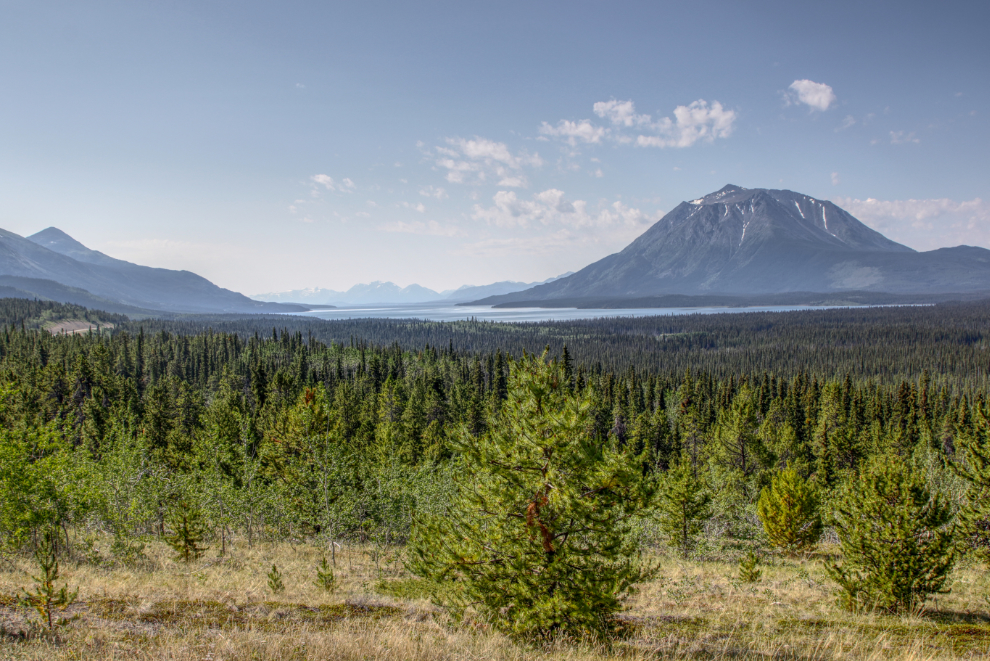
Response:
[828,457,955,612]
[757,465,822,553]
[267,564,285,594]
[314,556,337,593]
[655,453,712,557]
[737,550,762,583]
[20,529,78,630]
[165,500,209,563]
[409,352,650,641]
[952,405,990,563]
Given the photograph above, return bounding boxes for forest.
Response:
[0,297,988,657]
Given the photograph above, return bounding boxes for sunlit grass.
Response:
[1,535,987,660]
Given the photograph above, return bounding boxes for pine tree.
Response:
[951,405,990,563]
[828,456,955,612]
[268,564,285,594]
[165,500,209,563]
[737,550,762,583]
[655,453,712,558]
[757,465,822,553]
[408,351,650,641]
[314,556,337,593]
[20,529,78,630]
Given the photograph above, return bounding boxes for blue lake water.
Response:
[286,304,844,323]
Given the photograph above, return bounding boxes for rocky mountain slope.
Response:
[475,185,990,305]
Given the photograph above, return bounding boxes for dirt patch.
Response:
[45,320,114,335]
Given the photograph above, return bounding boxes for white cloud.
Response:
[311,174,355,193]
[889,130,920,144]
[834,196,990,250]
[787,79,836,111]
[543,98,736,150]
[836,115,856,131]
[380,220,461,237]
[419,185,448,199]
[434,137,542,186]
[538,119,607,146]
[635,100,736,148]
[400,201,427,213]
[831,172,840,186]
[593,99,652,127]
[471,188,656,231]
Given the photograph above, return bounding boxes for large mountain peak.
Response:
[475,184,989,303]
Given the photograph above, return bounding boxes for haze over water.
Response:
[288,304,844,323]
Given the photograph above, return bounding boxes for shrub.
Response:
[828,457,954,612]
[757,465,822,553]
[408,351,651,641]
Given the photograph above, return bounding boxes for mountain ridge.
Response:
[0,227,306,314]
[472,185,990,306]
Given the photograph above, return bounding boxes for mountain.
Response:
[0,227,305,314]
[253,281,444,305]
[442,273,575,302]
[474,185,990,306]
[254,273,576,305]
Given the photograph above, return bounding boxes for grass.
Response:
[0,535,988,660]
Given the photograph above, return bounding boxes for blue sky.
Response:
[2,0,987,294]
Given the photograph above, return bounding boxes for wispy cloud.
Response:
[889,130,920,144]
[834,196,990,250]
[311,174,356,192]
[538,119,607,146]
[434,137,542,186]
[400,201,427,213]
[471,188,657,230]
[380,220,461,236]
[419,185,448,199]
[786,79,836,111]
[541,98,736,150]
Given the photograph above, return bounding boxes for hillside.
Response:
[0,227,307,314]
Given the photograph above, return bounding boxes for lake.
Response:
[286,304,845,323]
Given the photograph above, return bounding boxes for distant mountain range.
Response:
[252,274,573,306]
[0,227,306,314]
[472,185,990,307]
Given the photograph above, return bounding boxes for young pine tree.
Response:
[165,500,209,563]
[655,453,712,558]
[757,464,822,553]
[20,529,78,630]
[408,351,651,641]
[828,456,955,612]
[951,405,990,563]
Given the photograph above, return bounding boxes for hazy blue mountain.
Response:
[255,272,576,305]
[0,227,305,313]
[441,273,575,302]
[474,185,990,305]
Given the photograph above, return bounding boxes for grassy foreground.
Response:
[1,538,988,660]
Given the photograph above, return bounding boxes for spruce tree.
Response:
[655,453,711,558]
[757,464,822,553]
[828,456,954,612]
[408,351,650,641]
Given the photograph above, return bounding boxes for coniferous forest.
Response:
[1,297,989,655]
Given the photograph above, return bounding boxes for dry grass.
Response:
[0,536,988,660]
